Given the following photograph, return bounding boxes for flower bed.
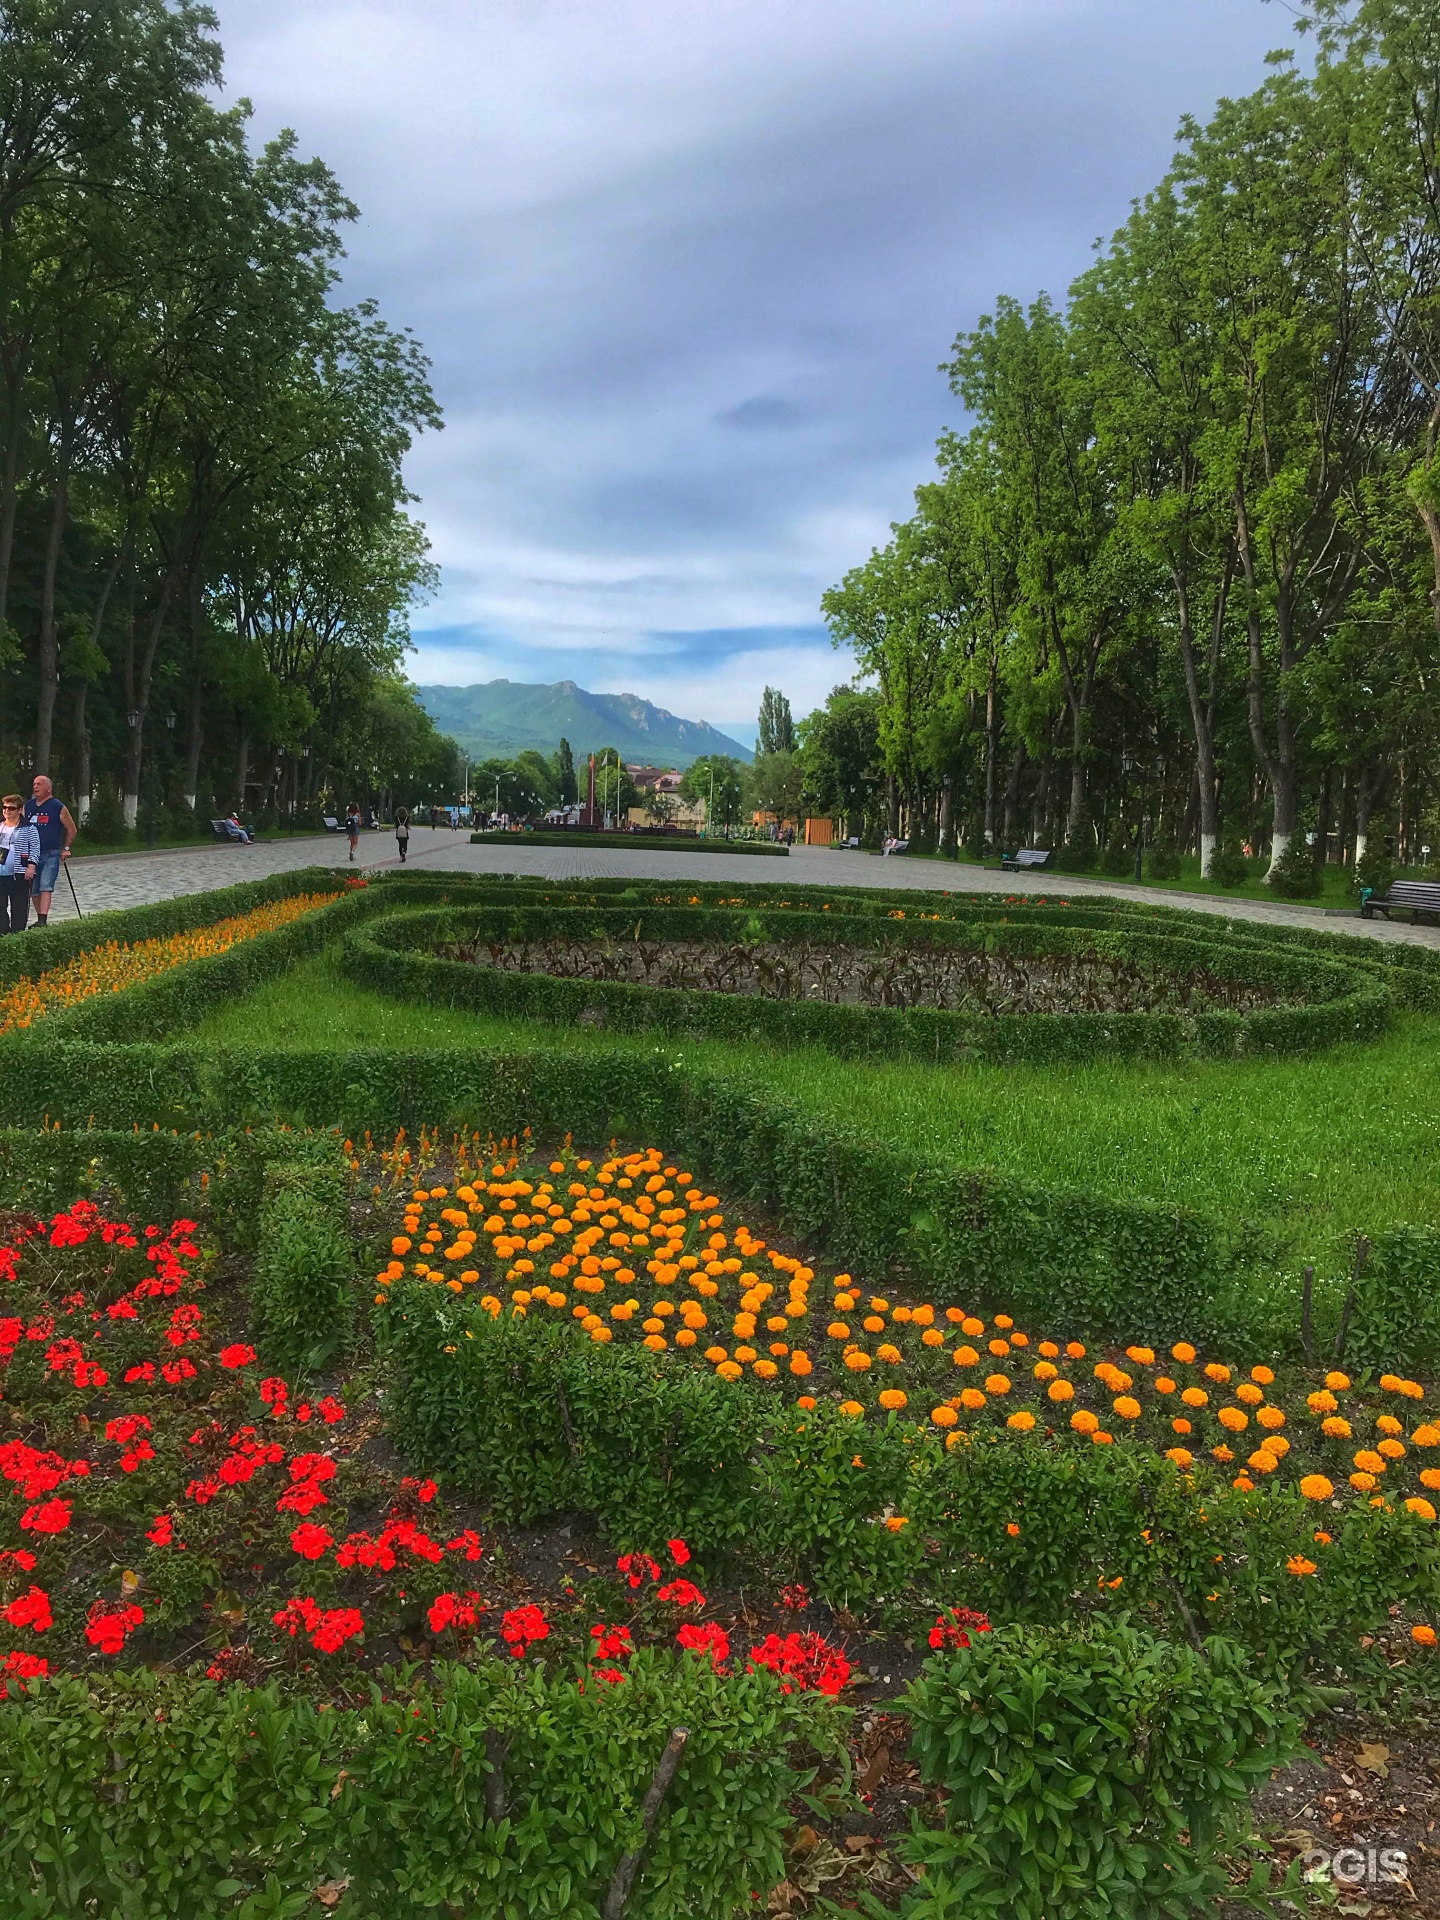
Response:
[0,891,340,1034]
[374,1139,1440,1666]
[347,887,1391,1065]
[1,1150,1436,1916]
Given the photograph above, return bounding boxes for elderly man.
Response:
[23,774,76,927]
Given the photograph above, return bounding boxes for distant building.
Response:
[624,764,704,829]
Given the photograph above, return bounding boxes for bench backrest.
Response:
[1011,848,1051,866]
[1388,879,1440,904]
[323,816,339,829]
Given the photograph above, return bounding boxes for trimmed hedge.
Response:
[342,898,1390,1065]
[901,1623,1299,1920]
[470,831,789,854]
[4,1038,1436,1363]
[0,1657,835,1920]
[253,1137,358,1372]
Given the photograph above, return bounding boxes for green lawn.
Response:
[190,945,1440,1259]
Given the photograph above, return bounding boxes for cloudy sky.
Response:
[217,0,1288,748]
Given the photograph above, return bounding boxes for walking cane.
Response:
[63,858,82,919]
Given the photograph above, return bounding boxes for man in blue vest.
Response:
[23,774,76,927]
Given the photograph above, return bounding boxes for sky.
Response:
[216,0,1291,750]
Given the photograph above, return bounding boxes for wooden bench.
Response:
[322,816,341,832]
[882,836,910,857]
[1001,847,1053,872]
[1361,878,1440,924]
[209,818,255,844]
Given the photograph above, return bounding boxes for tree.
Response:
[797,687,882,840]
[679,753,745,833]
[746,747,804,824]
[757,685,795,755]
[553,735,577,804]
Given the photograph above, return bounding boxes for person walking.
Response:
[345,802,362,862]
[23,775,75,926]
[394,805,410,863]
[0,795,39,933]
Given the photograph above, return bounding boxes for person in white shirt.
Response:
[0,795,40,933]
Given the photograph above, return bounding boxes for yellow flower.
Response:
[1307,1390,1337,1414]
[876,1343,903,1365]
[1325,1371,1350,1391]
[1256,1406,1285,1431]
[1181,1386,1209,1409]
[1353,1449,1386,1474]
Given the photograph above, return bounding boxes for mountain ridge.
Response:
[414,678,753,768]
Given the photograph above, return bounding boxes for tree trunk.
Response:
[1171,543,1230,878]
[0,368,22,628]
[983,662,998,845]
[1235,498,1297,876]
[122,575,176,827]
[1031,751,1052,845]
[74,682,92,823]
[183,574,204,809]
[1002,744,1026,845]
[233,731,250,815]
[34,464,70,773]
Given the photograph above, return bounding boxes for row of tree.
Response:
[822,0,1440,885]
[0,0,455,837]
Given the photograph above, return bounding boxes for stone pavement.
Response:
[41,827,1440,951]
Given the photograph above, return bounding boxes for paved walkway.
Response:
[42,829,1440,950]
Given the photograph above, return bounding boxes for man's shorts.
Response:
[35,851,61,894]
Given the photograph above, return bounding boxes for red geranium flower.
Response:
[19,1498,71,1534]
[219,1344,256,1370]
[289,1522,335,1561]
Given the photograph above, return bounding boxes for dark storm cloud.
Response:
[215,0,1289,732]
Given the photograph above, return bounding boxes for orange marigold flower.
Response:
[1181,1387,1208,1409]
[1250,1365,1274,1386]
[930,1406,958,1428]
[1033,1361,1058,1381]
[1378,1438,1406,1460]
[843,1350,872,1372]
[1164,1447,1193,1469]
[1405,1498,1437,1521]
[1007,1411,1036,1432]
[1170,1342,1196,1364]
[1321,1415,1352,1439]
[1204,1363,1231,1384]
[1413,1424,1440,1448]
[1245,1449,1277,1474]
[1113,1396,1142,1421]
[1047,1379,1075,1403]
[876,1343,902,1365]
[1353,1450,1385,1474]
[1069,1409,1099,1434]
[1153,1377,1176,1395]
[1412,1624,1437,1646]
[1286,1555,1317,1577]
[1125,1346,1154,1366]
[1350,1471,1377,1491]
[878,1390,907,1411]
[983,1374,1011,1396]
[1307,1390,1337,1414]
[1171,1417,1192,1435]
[1256,1406,1285,1431]
[960,1388,987,1411]
[788,1352,812,1376]
[1235,1383,1264,1406]
[1325,1371,1350,1391]
[952,1346,979,1368]
[838,1400,864,1418]
[1065,1341,1087,1359]
[1006,1522,1020,1536]
[961,1317,984,1337]
[1217,1407,1248,1432]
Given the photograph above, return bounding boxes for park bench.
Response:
[882,837,910,857]
[209,818,255,844]
[1001,847,1053,872]
[1360,878,1440,924]
[322,816,340,832]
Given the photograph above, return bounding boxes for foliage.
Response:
[254,1152,357,1373]
[678,755,746,833]
[0,1656,833,1920]
[900,1622,1301,1919]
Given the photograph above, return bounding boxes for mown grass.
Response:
[189,945,1440,1257]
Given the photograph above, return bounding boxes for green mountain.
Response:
[413,679,752,768]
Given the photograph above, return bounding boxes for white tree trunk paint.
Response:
[122,792,138,831]
[1353,831,1367,868]
[1199,832,1216,879]
[1266,829,1292,879]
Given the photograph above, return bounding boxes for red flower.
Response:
[0,1648,49,1697]
[676,1621,730,1670]
[160,1358,197,1384]
[928,1606,992,1652]
[145,1514,176,1547]
[666,1537,691,1566]
[316,1397,346,1425]
[402,1476,437,1504]
[85,1601,144,1655]
[445,1530,484,1562]
[289,1522,335,1561]
[657,1578,707,1608]
[500,1604,549,1658]
[428,1590,485,1633]
[748,1631,851,1696]
[19,1498,71,1534]
[616,1552,661,1590]
[0,1550,37,1574]
[124,1361,156,1383]
[272,1596,364,1654]
[589,1622,633,1662]
[2,1587,52,1633]
[219,1344,256,1370]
